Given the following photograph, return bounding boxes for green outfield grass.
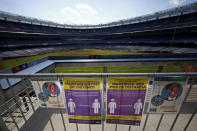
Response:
[162,65,182,72]
[0,49,183,73]
[74,49,97,52]
[0,49,141,69]
[54,67,103,73]
[54,66,182,73]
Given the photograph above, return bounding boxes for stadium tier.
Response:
[0,2,197,58]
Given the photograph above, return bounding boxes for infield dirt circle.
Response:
[67,49,107,55]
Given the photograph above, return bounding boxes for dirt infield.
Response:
[67,49,107,55]
[181,65,197,72]
[0,65,4,71]
[0,49,141,70]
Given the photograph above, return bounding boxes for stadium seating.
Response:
[0,3,197,58]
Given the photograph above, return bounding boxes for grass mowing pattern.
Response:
[55,67,103,73]
[55,66,182,73]
[0,49,141,69]
[162,66,182,72]
[108,67,158,73]
[75,49,97,52]
[0,49,183,73]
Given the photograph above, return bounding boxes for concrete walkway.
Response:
[19,107,197,131]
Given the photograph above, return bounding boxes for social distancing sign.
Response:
[31,79,65,108]
[149,77,187,113]
[106,77,149,125]
[64,78,102,124]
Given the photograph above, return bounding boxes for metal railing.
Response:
[0,82,39,131]
[0,73,197,131]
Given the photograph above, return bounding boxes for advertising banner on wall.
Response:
[64,78,102,124]
[106,77,149,126]
[149,77,187,113]
[31,78,65,108]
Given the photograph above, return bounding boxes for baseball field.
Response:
[0,49,182,73]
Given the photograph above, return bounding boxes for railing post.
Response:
[142,75,155,131]
[25,84,43,131]
[183,107,197,131]
[102,75,107,131]
[89,124,91,131]
[36,81,55,131]
[76,123,79,131]
[169,77,194,131]
[0,112,9,131]
[156,114,163,131]
[22,94,29,112]
[57,76,67,131]
[143,114,149,131]
[5,102,20,131]
[115,124,118,131]
[6,78,28,129]
[128,125,131,131]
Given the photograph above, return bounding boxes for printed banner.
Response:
[31,78,65,108]
[64,78,102,124]
[149,77,187,113]
[106,77,149,126]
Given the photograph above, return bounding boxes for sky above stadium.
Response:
[0,0,197,25]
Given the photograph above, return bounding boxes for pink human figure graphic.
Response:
[168,85,179,101]
[50,84,57,97]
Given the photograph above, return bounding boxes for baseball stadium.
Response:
[0,1,197,131]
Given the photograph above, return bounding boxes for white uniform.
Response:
[108,101,116,114]
[68,101,76,113]
[92,101,100,114]
[134,100,142,114]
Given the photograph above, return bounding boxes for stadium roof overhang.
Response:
[0,2,197,29]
